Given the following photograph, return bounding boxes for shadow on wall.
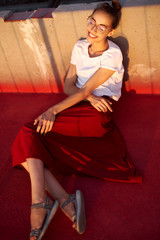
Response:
[38,18,64,93]
[108,36,131,95]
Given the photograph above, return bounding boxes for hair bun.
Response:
[112,0,122,12]
[92,1,122,29]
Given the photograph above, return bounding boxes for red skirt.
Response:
[11,99,142,183]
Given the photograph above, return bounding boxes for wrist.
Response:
[86,95,92,102]
[49,106,58,115]
[86,94,94,102]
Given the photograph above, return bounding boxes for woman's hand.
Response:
[87,94,113,112]
[34,108,56,135]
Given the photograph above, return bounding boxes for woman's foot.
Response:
[30,198,53,240]
[30,206,47,240]
[60,191,86,234]
[60,194,76,229]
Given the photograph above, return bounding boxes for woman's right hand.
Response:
[34,108,56,135]
[87,94,113,112]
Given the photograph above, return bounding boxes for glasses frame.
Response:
[87,16,112,34]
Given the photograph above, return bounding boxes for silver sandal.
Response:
[30,197,59,240]
[61,190,86,234]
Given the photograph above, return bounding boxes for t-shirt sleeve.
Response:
[70,42,79,65]
[100,49,123,72]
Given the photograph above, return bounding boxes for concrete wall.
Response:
[0,1,160,94]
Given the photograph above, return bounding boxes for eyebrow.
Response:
[91,17,108,28]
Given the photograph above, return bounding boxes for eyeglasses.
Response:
[87,17,112,34]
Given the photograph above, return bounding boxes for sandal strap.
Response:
[31,197,51,211]
[30,229,41,237]
[61,194,76,210]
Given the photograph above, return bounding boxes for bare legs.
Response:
[25,159,47,240]
[26,158,46,204]
[22,158,76,240]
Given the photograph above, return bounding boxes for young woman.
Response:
[12,1,142,239]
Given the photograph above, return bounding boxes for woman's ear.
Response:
[108,29,115,37]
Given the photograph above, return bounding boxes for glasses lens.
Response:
[87,17,110,33]
[88,18,95,27]
[97,25,106,33]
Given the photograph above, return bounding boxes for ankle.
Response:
[59,193,70,206]
[32,193,47,204]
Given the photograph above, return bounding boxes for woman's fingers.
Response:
[95,99,112,112]
[44,120,50,134]
[35,111,55,134]
[89,95,113,112]
[36,119,43,133]
[48,121,54,132]
[34,116,41,125]
[44,120,54,134]
[34,119,37,125]
[101,99,113,112]
[40,119,47,135]
[97,103,106,112]
[95,105,102,112]
[36,120,48,134]
[92,102,107,112]
[37,120,52,135]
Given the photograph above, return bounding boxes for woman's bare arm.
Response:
[35,67,115,134]
[64,64,113,112]
[63,64,79,96]
[51,67,115,114]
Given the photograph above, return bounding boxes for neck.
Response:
[89,39,109,54]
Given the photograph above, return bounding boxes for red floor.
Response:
[0,92,160,240]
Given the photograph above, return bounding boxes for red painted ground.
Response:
[0,92,160,240]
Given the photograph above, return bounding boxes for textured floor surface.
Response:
[0,92,160,240]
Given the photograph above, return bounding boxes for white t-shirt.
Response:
[70,39,124,101]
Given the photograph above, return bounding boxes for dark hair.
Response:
[92,0,122,29]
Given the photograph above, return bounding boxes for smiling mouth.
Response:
[88,32,97,39]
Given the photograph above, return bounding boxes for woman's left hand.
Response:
[34,108,56,135]
[87,94,113,112]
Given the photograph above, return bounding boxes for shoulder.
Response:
[102,40,123,61]
[72,39,89,52]
[107,40,122,56]
[71,39,89,64]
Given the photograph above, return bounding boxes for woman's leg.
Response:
[44,167,76,227]
[26,158,46,240]
[27,158,46,203]
[22,160,76,231]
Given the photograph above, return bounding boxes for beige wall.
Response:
[0,2,160,94]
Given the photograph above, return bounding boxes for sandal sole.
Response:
[75,190,86,234]
[36,200,59,240]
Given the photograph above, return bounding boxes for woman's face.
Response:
[86,10,114,44]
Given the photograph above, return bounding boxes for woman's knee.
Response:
[21,162,29,172]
